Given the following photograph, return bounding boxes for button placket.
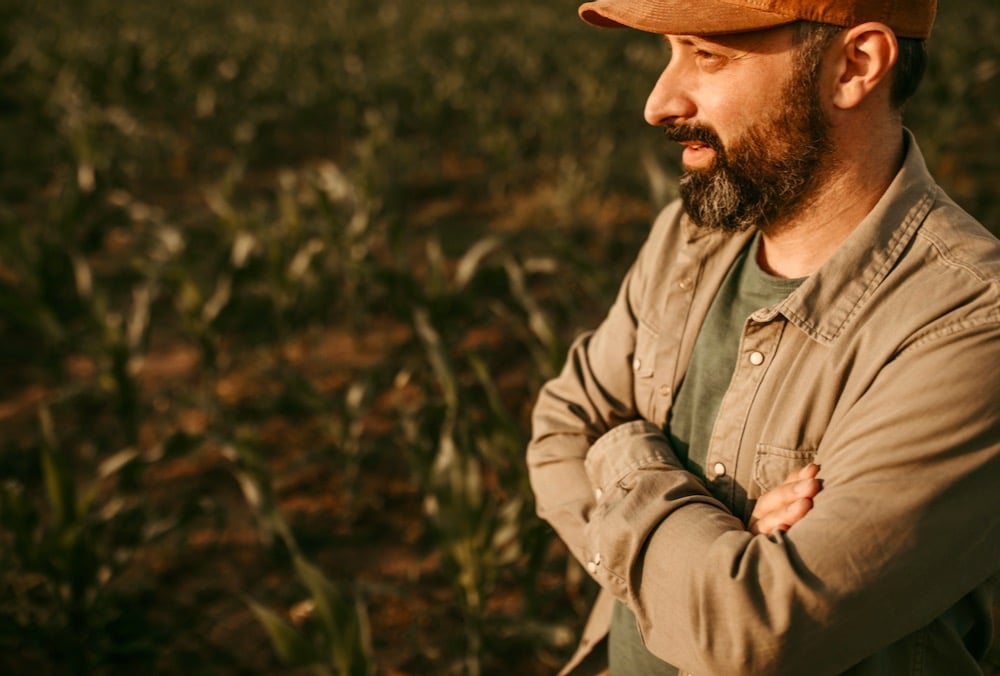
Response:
[706,319,784,507]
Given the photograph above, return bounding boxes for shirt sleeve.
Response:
[581,321,1000,675]
[526,267,643,568]
[526,204,684,568]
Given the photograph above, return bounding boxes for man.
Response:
[526,0,1000,674]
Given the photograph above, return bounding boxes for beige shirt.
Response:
[527,133,1000,675]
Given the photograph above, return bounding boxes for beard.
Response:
[666,61,832,233]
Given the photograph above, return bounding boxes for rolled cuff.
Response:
[584,419,680,492]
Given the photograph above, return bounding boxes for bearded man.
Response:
[526,1,1000,674]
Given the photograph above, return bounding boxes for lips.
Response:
[681,144,717,169]
[665,124,723,170]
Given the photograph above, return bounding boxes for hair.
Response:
[891,38,927,107]
[792,21,927,109]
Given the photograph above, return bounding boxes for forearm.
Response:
[582,414,1000,675]
[527,258,646,564]
[581,421,864,674]
[526,439,595,567]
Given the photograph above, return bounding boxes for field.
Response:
[1,1,997,674]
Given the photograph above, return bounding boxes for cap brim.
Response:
[578,0,798,35]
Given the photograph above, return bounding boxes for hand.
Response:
[749,463,821,536]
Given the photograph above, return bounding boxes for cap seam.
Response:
[718,0,795,18]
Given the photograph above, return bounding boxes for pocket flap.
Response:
[753,444,817,492]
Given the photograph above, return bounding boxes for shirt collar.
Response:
[775,129,937,344]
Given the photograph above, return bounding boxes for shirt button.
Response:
[713,462,727,477]
[659,385,671,397]
[678,278,693,290]
[748,351,765,366]
[594,487,603,500]
[633,358,642,372]
[587,555,601,575]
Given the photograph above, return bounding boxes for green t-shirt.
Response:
[609,234,804,674]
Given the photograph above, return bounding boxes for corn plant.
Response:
[406,229,579,670]
[411,307,503,676]
[246,555,374,676]
[226,434,374,676]
[0,406,167,671]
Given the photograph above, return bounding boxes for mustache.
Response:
[663,123,723,152]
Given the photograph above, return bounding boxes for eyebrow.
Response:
[666,35,720,50]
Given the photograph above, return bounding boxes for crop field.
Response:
[0,0,997,674]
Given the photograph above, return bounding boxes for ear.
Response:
[830,22,899,110]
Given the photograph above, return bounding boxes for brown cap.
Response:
[578,0,936,39]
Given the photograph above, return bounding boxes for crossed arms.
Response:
[528,282,1000,674]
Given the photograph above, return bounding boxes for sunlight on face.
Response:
[671,45,833,232]
[647,26,835,232]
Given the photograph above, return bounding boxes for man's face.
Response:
[647,27,832,232]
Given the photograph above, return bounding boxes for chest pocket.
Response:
[633,321,659,422]
[752,444,817,496]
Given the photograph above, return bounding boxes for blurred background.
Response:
[0,0,996,673]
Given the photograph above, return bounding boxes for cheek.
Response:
[713,77,789,144]
[696,81,760,140]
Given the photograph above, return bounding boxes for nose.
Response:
[644,61,696,127]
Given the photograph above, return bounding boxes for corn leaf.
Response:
[245,598,318,667]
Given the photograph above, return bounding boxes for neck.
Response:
[756,122,905,279]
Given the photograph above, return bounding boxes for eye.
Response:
[694,49,727,70]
